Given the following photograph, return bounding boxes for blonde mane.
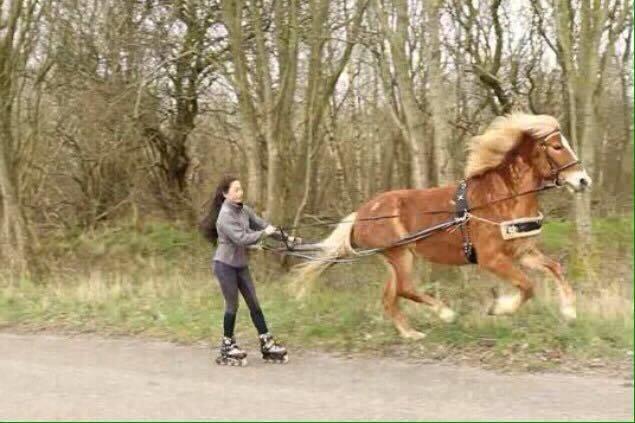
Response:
[465,113,560,178]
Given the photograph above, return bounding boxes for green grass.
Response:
[1,268,631,368]
[540,213,633,252]
[1,214,632,370]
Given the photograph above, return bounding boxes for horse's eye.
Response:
[552,145,563,151]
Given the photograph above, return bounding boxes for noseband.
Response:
[540,130,582,185]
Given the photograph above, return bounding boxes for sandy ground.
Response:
[0,332,632,421]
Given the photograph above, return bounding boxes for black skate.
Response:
[215,336,248,366]
[259,333,288,364]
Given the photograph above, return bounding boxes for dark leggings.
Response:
[213,260,268,337]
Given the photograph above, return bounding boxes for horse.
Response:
[293,113,592,339]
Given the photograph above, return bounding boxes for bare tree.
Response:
[426,0,454,184]
[373,0,428,188]
[532,0,630,246]
[291,0,368,228]
[0,0,51,271]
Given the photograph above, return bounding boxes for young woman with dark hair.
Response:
[200,176,297,366]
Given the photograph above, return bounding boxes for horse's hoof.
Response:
[561,305,577,321]
[439,307,456,323]
[489,294,521,315]
[402,330,426,340]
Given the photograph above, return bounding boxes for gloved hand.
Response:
[263,225,277,236]
[287,236,302,244]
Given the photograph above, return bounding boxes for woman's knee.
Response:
[224,299,239,314]
[214,261,240,312]
[237,269,260,310]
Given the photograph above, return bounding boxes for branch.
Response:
[472,63,511,113]
[490,0,503,74]
[323,0,369,102]
[529,0,561,58]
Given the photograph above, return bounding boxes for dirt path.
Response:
[0,332,632,420]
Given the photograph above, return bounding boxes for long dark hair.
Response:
[199,175,239,244]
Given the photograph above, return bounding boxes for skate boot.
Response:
[259,333,288,364]
[215,336,248,366]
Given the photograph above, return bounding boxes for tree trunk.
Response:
[573,101,596,244]
[0,116,30,272]
[291,0,366,229]
[613,18,633,198]
[375,0,428,188]
[426,0,454,185]
[222,0,265,208]
[324,112,352,211]
[0,0,35,272]
[550,0,607,248]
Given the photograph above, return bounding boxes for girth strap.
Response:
[454,180,478,264]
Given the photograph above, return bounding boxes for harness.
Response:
[449,129,579,263]
[541,130,581,185]
[261,131,581,265]
[499,213,544,240]
[454,180,478,264]
[452,179,547,263]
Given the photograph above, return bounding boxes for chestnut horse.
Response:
[294,113,592,339]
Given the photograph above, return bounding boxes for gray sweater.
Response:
[213,200,276,267]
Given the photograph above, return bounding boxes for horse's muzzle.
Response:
[560,168,592,193]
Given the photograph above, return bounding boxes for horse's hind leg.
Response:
[381,251,426,339]
[381,249,456,340]
[520,252,576,320]
[395,249,457,323]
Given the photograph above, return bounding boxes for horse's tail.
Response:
[291,212,357,294]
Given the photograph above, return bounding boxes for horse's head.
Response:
[532,130,592,192]
[466,113,592,193]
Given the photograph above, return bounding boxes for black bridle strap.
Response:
[467,183,558,212]
[263,181,561,261]
[276,183,560,233]
[262,217,463,262]
[555,160,581,173]
[269,130,574,239]
[540,130,583,180]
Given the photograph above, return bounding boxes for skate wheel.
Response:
[263,356,288,364]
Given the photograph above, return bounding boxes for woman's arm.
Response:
[244,206,269,230]
[217,212,265,246]
[244,206,286,241]
[245,206,299,243]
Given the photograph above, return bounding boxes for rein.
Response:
[262,130,582,264]
[258,183,560,264]
[261,216,468,264]
[279,182,559,232]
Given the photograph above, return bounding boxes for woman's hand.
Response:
[263,225,277,236]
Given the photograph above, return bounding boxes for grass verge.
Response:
[0,215,632,373]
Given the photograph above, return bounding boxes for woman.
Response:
[199,176,296,366]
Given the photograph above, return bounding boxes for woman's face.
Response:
[224,180,244,203]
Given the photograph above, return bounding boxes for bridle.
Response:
[539,130,582,186]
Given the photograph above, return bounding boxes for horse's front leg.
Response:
[479,253,535,315]
[520,252,576,320]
